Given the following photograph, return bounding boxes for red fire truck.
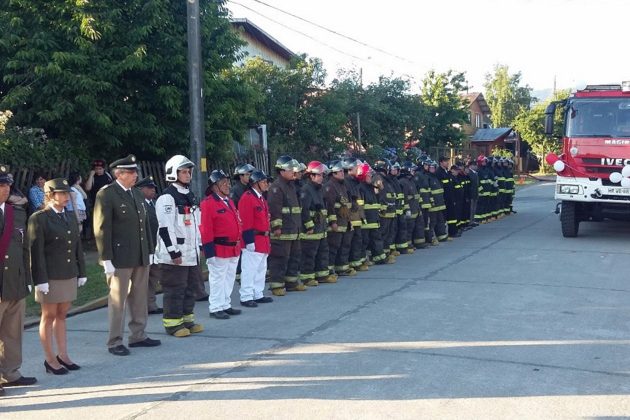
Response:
[545,83,630,237]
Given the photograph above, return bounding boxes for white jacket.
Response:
[154,184,202,266]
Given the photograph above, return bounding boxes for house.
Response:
[461,92,491,137]
[231,18,296,68]
[470,127,515,157]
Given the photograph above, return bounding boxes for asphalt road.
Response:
[3,181,630,419]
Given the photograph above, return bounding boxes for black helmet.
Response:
[373,159,391,173]
[328,160,344,173]
[390,161,401,171]
[275,155,298,171]
[234,163,256,176]
[341,157,360,171]
[250,170,270,184]
[208,169,229,186]
[400,161,415,175]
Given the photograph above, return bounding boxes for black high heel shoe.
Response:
[44,360,68,375]
[56,355,80,371]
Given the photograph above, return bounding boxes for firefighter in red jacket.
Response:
[238,170,274,307]
[200,170,243,320]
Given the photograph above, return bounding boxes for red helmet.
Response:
[356,163,372,182]
[476,154,487,165]
[305,161,328,175]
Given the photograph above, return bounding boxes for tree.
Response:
[419,70,470,150]
[484,64,534,128]
[0,0,242,159]
[513,89,570,172]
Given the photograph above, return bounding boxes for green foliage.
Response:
[484,64,534,127]
[513,89,570,171]
[490,146,514,158]
[0,0,242,160]
[419,70,470,149]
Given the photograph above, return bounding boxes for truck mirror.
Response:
[544,102,557,135]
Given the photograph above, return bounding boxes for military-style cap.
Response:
[135,176,157,189]
[109,154,138,170]
[0,164,13,185]
[44,178,71,193]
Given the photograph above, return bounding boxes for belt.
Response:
[254,230,270,236]
[215,237,239,246]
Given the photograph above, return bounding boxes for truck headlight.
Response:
[558,184,580,194]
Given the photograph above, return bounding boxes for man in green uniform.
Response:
[93,155,161,356]
[0,165,36,395]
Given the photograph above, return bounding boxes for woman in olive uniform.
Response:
[28,178,86,375]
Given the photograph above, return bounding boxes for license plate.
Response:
[607,187,630,195]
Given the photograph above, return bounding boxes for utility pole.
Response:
[187,0,206,200]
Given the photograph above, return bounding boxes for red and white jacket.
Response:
[238,188,271,254]
[200,193,242,258]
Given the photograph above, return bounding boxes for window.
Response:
[475,113,481,128]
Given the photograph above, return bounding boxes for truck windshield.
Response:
[566,98,630,138]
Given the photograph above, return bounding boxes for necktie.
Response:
[59,211,67,223]
[0,207,4,234]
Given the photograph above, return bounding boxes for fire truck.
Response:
[545,82,630,237]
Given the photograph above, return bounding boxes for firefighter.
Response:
[399,161,425,250]
[437,156,458,239]
[343,157,368,271]
[230,163,256,208]
[238,170,274,307]
[415,158,433,246]
[373,159,397,262]
[488,157,501,220]
[298,161,332,287]
[287,162,307,280]
[389,162,407,255]
[427,160,448,242]
[506,159,516,214]
[324,160,355,276]
[358,163,388,264]
[200,170,243,319]
[450,164,465,237]
[477,155,493,223]
[267,155,305,296]
[465,160,480,227]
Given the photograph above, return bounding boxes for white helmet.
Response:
[165,155,195,182]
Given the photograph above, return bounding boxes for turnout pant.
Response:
[328,230,352,273]
[240,250,268,301]
[207,256,238,313]
[410,214,426,248]
[0,298,25,383]
[430,210,448,241]
[106,265,149,348]
[300,238,330,282]
[395,215,408,250]
[348,227,365,268]
[269,239,301,290]
[379,217,395,254]
[160,264,199,333]
[362,227,385,263]
[423,211,432,243]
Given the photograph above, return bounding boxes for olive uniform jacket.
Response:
[0,204,31,301]
[28,208,86,285]
[93,181,154,268]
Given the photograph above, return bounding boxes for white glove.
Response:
[28,285,32,293]
[245,243,255,252]
[102,260,115,275]
[206,257,216,266]
[78,277,87,287]
[36,283,50,294]
[149,254,155,265]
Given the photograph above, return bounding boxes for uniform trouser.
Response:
[207,256,238,313]
[470,199,478,223]
[388,216,399,251]
[327,230,352,272]
[410,214,426,247]
[395,215,408,250]
[287,241,301,280]
[269,239,301,289]
[379,217,394,253]
[300,238,330,281]
[349,226,365,267]
[106,265,149,348]
[446,204,459,236]
[147,263,161,312]
[430,210,448,241]
[240,250,268,301]
[422,210,432,242]
[0,298,25,383]
[362,228,385,262]
[160,264,198,332]
[477,195,489,221]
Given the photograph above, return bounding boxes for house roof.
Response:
[231,18,295,61]
[471,127,513,142]
[462,92,491,114]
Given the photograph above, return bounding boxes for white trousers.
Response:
[239,250,268,301]
[207,256,239,313]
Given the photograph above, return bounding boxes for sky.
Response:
[226,0,630,94]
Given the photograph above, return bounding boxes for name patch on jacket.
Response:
[164,205,173,214]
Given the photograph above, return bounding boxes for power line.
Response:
[240,0,415,64]
[230,0,366,62]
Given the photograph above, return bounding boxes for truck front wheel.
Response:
[560,201,579,237]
